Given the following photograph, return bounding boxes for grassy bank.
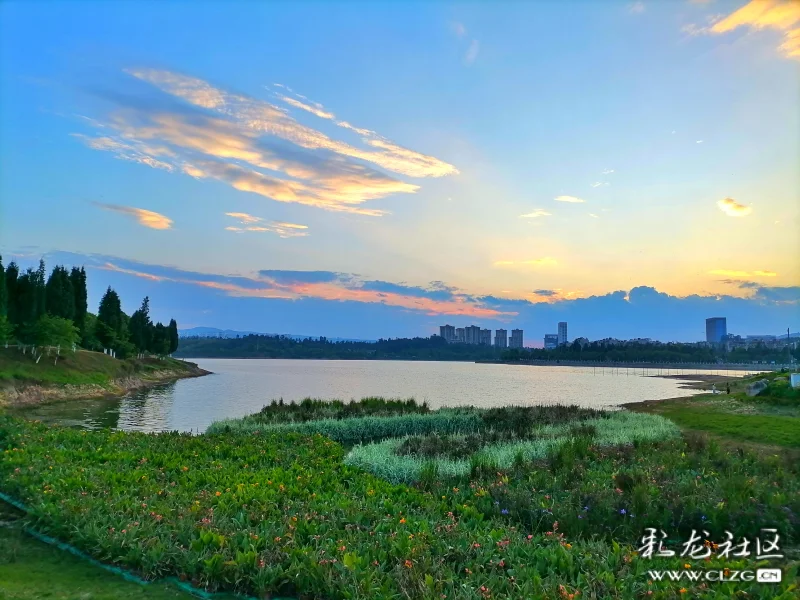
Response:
[1,399,798,599]
[629,370,800,448]
[0,502,196,600]
[0,347,209,407]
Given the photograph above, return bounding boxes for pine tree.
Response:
[70,266,88,335]
[5,262,19,325]
[129,297,152,353]
[45,265,75,320]
[168,318,179,354]
[0,255,7,319]
[151,322,169,356]
[96,287,124,349]
[34,259,47,320]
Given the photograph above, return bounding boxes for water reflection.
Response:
[14,359,762,434]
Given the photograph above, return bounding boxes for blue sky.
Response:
[1,1,798,344]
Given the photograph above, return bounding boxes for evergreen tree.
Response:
[0,255,6,318]
[5,262,19,325]
[96,287,124,349]
[129,297,152,353]
[168,318,179,354]
[151,322,170,356]
[34,259,47,321]
[45,265,75,320]
[70,266,88,335]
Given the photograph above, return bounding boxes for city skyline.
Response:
[1,1,797,343]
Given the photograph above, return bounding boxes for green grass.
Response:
[653,404,800,447]
[0,516,196,600]
[0,347,201,388]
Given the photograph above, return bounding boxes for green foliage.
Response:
[168,319,179,355]
[44,265,75,320]
[0,316,14,345]
[0,415,796,599]
[175,333,505,361]
[97,287,126,351]
[129,297,152,353]
[252,397,429,424]
[32,314,80,348]
[0,518,197,599]
[208,410,483,446]
[0,255,7,319]
[4,262,19,324]
[69,266,88,335]
[0,347,202,387]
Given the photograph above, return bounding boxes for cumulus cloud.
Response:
[224,212,309,237]
[519,209,552,218]
[93,202,173,230]
[555,195,585,203]
[691,0,800,60]
[717,197,753,217]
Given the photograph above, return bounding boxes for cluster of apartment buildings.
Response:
[439,325,524,348]
[706,317,796,349]
[543,322,569,349]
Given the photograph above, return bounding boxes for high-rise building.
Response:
[456,328,465,343]
[558,322,568,346]
[465,325,481,344]
[705,317,727,344]
[495,329,508,348]
[439,325,456,343]
[509,329,523,348]
[544,334,558,350]
[480,329,492,346]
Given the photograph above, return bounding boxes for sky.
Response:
[1,0,798,344]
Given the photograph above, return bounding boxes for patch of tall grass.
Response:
[207,410,483,446]
[344,412,680,483]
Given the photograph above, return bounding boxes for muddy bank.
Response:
[0,364,211,408]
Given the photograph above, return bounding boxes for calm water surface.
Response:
[19,359,750,433]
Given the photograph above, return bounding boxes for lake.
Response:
[18,359,753,433]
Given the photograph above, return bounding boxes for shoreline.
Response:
[0,362,211,409]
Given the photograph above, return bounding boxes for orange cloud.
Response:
[224,212,309,237]
[708,0,800,60]
[717,197,752,217]
[96,262,515,318]
[93,202,173,230]
[709,269,778,277]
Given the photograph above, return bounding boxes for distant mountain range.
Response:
[178,327,376,343]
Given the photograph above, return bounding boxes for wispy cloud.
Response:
[93,202,173,230]
[601,169,614,175]
[99,259,516,318]
[629,2,645,14]
[452,22,467,37]
[590,182,609,188]
[519,209,552,218]
[224,212,308,237]
[717,197,753,217]
[493,257,558,267]
[710,269,778,277]
[277,95,335,120]
[689,0,800,60]
[555,195,585,203]
[465,39,480,65]
[74,68,459,218]
[696,140,704,144]
[588,213,600,218]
